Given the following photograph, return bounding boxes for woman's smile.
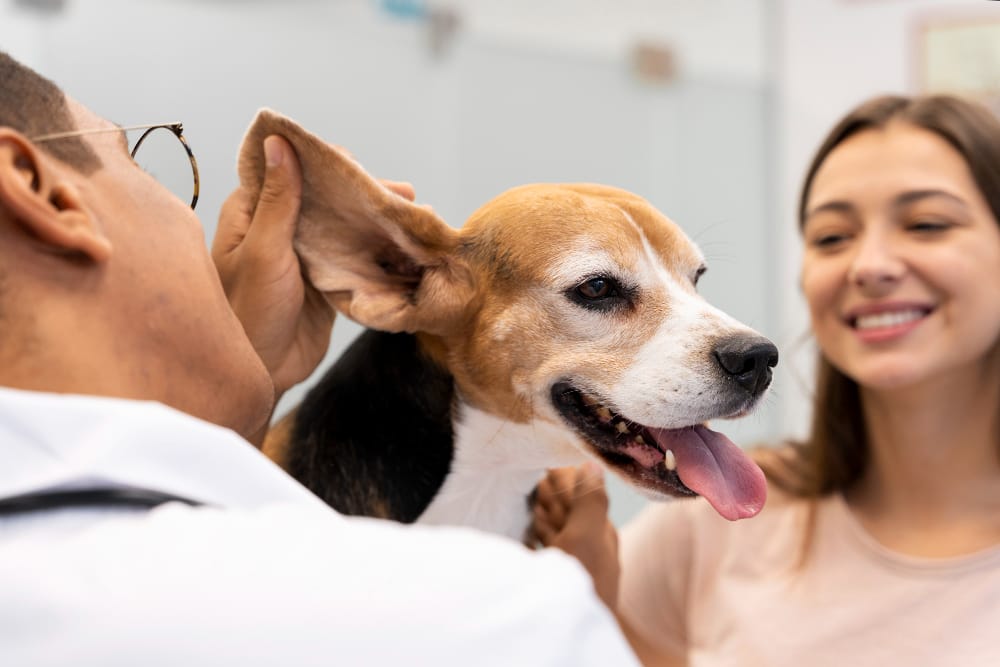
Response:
[843,301,934,344]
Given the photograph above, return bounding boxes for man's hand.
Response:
[213,135,418,404]
[532,462,621,611]
[213,135,331,402]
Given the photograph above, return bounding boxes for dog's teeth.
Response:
[581,394,598,406]
[634,434,646,446]
[616,421,630,434]
[596,407,612,421]
[663,449,677,471]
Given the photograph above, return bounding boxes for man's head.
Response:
[0,52,273,437]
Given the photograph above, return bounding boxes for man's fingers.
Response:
[547,466,579,496]
[571,461,610,515]
[536,481,569,530]
[532,505,557,546]
[213,188,252,259]
[576,460,606,491]
[245,135,303,250]
[547,495,569,531]
[533,477,554,513]
[382,180,416,201]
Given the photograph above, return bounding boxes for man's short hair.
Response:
[0,51,101,173]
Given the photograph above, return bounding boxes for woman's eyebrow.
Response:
[804,200,854,221]
[805,189,971,222]
[895,189,969,210]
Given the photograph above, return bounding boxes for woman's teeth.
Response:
[855,309,925,330]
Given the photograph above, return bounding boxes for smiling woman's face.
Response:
[800,121,1000,391]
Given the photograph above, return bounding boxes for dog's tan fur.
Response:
[241,113,704,432]
[261,405,296,469]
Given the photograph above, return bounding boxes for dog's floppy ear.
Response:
[237,109,474,336]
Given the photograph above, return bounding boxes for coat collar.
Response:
[0,387,325,511]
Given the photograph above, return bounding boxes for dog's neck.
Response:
[286,328,587,539]
[418,406,585,540]
[286,329,455,523]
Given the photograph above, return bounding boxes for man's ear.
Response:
[0,129,111,263]
[238,110,476,336]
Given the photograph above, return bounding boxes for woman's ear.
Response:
[0,129,111,263]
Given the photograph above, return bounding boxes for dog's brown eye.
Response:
[578,277,611,299]
[567,275,633,312]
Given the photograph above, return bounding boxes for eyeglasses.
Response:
[32,122,200,210]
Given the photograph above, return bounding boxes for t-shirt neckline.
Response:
[829,491,1000,576]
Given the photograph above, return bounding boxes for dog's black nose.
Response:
[713,336,779,395]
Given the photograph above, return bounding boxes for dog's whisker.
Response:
[701,254,738,265]
[688,219,731,243]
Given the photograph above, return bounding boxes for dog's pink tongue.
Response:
[648,425,766,520]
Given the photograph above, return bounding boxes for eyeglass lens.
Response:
[129,127,197,209]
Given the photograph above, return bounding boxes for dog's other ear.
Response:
[237,110,474,336]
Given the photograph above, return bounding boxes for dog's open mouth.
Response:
[551,381,767,520]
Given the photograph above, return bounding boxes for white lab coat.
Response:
[0,387,637,667]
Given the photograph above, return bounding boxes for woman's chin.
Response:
[838,360,929,392]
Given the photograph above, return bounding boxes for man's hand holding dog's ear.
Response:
[214,135,418,419]
[214,135,332,411]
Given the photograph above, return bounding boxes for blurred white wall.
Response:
[429,0,768,81]
[4,0,989,525]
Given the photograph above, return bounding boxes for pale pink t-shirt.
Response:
[619,489,1000,666]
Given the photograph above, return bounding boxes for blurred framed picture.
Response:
[916,12,1000,113]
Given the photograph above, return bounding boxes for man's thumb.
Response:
[250,135,302,246]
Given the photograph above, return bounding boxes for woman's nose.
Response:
[847,230,904,291]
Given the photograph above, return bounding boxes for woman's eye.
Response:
[811,233,848,249]
[907,219,952,233]
[577,277,613,300]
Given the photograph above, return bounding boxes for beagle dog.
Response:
[240,111,777,540]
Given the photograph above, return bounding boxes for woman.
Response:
[532,94,1000,666]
